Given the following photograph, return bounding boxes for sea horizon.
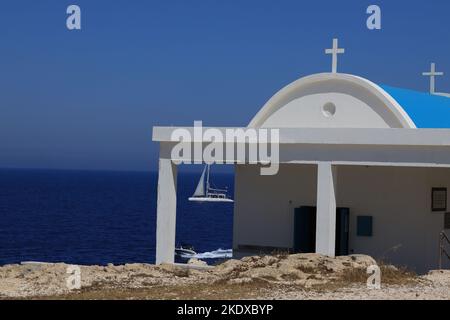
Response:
[0,168,234,266]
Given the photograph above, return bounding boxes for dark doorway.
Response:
[293,206,317,253]
[293,206,350,255]
[335,208,350,256]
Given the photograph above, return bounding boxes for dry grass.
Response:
[296,265,317,273]
[36,279,282,300]
[269,250,291,258]
[377,263,417,285]
[34,262,418,300]
[22,256,419,300]
[340,262,416,286]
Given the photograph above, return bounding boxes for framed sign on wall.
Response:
[432,188,447,212]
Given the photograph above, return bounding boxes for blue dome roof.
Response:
[380,85,450,128]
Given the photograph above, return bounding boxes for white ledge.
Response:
[152,127,450,147]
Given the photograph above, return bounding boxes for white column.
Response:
[315,162,337,256]
[155,144,178,264]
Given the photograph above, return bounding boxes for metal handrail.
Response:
[439,231,450,269]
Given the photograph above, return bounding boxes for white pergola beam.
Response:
[152,127,450,147]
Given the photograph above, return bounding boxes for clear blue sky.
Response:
[0,0,449,172]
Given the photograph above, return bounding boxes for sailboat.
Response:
[188,165,234,203]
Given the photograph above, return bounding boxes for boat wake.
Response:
[179,248,232,259]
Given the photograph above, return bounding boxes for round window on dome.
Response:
[322,102,336,117]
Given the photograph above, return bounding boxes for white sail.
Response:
[192,166,207,197]
[189,164,234,203]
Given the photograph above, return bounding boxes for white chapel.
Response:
[153,39,450,272]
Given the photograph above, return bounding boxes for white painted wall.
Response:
[233,164,450,273]
[249,73,416,129]
[337,166,450,273]
[261,92,392,128]
[233,164,317,250]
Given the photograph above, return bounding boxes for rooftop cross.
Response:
[422,63,444,94]
[325,38,345,73]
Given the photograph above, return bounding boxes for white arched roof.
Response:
[248,73,416,129]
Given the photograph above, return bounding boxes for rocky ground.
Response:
[0,253,449,300]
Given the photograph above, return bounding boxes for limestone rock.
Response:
[187,258,208,267]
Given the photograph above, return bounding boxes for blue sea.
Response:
[0,169,234,266]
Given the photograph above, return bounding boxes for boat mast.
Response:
[206,164,210,196]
